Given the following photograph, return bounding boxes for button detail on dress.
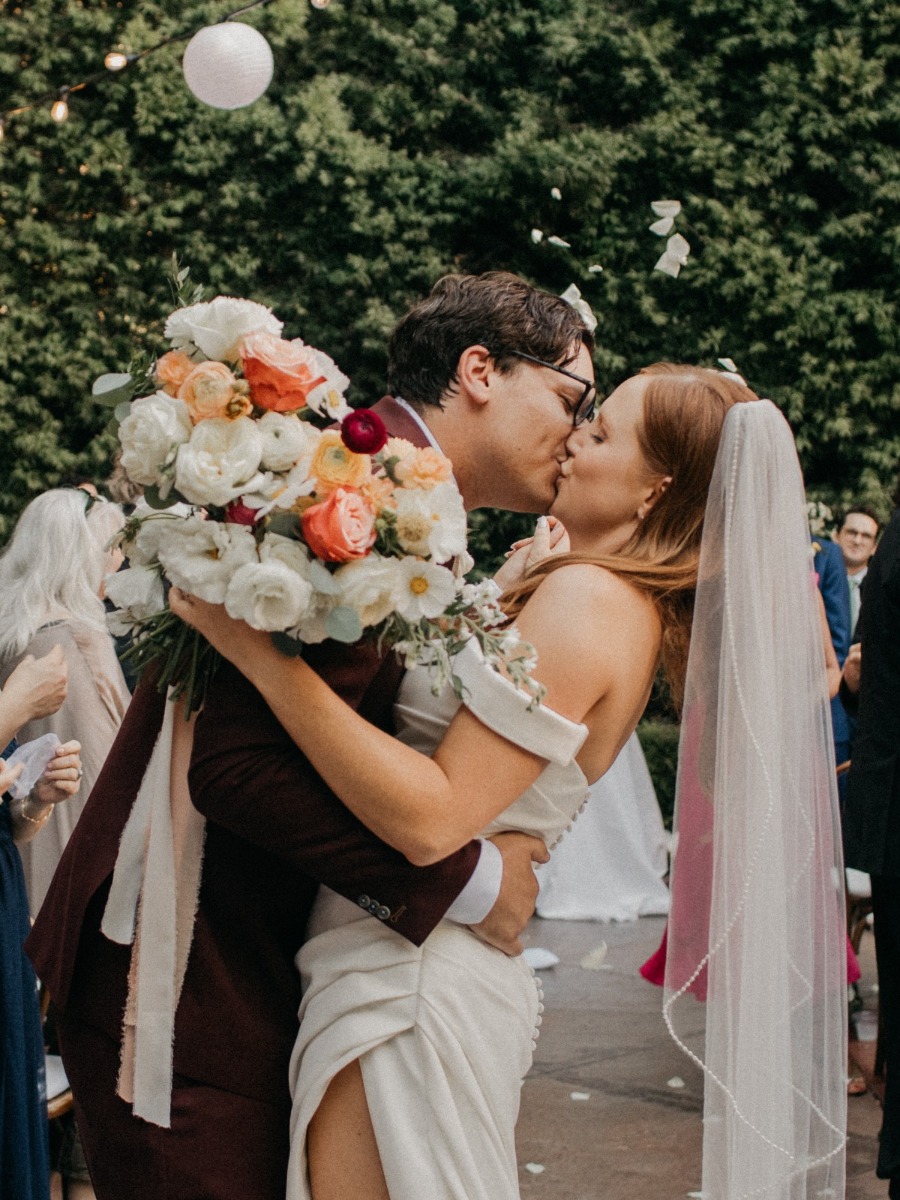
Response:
[357,895,370,909]
[376,905,391,921]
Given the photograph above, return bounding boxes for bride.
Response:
[173,364,846,1200]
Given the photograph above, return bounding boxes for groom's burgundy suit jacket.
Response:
[26,396,481,1107]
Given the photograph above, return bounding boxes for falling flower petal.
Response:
[717,357,739,373]
[525,1163,546,1175]
[531,228,544,243]
[587,264,604,274]
[559,284,598,333]
[651,199,682,219]
[523,947,560,970]
[570,1091,590,1101]
[551,186,562,200]
[579,943,608,970]
[649,216,675,237]
[667,1076,686,1089]
[654,252,682,277]
[654,233,691,277]
[547,235,572,248]
[687,1192,705,1198]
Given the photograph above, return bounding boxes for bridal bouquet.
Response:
[100,274,541,711]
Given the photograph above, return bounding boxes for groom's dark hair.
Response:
[387,271,595,409]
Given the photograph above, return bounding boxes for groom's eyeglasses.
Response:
[511,352,599,426]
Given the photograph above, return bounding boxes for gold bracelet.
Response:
[18,793,52,827]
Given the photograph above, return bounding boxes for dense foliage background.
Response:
[1,0,899,561]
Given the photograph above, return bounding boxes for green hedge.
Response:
[637,719,681,830]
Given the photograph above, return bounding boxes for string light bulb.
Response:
[104,51,130,71]
[50,89,70,123]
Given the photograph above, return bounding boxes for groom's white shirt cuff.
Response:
[445,839,503,925]
[393,400,504,925]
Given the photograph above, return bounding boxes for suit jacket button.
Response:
[377,905,391,921]
[358,895,370,909]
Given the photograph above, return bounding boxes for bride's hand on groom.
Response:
[493,516,569,593]
[471,832,549,956]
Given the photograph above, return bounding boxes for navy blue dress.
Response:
[0,753,50,1200]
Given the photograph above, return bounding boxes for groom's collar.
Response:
[370,395,441,453]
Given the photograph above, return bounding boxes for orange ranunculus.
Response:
[241,331,326,413]
[302,487,377,563]
[310,430,372,493]
[177,361,251,424]
[155,350,195,395]
[394,446,453,490]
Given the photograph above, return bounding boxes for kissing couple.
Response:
[30,271,847,1199]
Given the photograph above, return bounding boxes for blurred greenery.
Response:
[637,719,681,828]
[1,0,898,560]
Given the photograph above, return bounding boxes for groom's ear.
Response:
[456,345,496,407]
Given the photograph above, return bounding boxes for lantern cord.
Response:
[0,0,307,134]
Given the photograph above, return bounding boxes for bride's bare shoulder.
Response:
[527,561,657,623]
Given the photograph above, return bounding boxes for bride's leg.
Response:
[307,1060,390,1200]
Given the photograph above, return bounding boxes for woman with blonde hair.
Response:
[0,489,130,915]
[176,364,846,1200]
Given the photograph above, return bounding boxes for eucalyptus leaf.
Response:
[113,400,132,423]
[267,512,302,540]
[325,606,363,644]
[143,484,179,511]
[92,373,134,407]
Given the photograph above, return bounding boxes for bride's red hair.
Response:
[502,364,757,709]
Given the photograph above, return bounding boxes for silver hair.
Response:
[0,489,124,661]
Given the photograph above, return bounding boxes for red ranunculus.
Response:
[224,499,260,526]
[341,409,388,455]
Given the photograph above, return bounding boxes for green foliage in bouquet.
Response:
[0,0,898,555]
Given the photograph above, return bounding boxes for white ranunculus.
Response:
[104,564,166,621]
[393,482,468,562]
[175,416,264,508]
[257,411,319,474]
[394,559,458,620]
[224,560,315,631]
[156,517,258,603]
[334,556,404,627]
[118,392,193,486]
[304,350,352,421]
[164,296,283,362]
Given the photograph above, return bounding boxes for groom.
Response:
[27,271,595,1200]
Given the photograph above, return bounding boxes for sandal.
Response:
[847,1075,868,1097]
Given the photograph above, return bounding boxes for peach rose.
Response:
[395,446,453,490]
[310,430,372,493]
[177,361,252,424]
[155,350,195,395]
[302,487,377,563]
[241,331,327,412]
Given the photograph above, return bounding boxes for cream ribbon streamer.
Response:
[101,694,205,1128]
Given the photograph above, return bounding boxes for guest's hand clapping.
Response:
[1,646,68,725]
[31,740,83,807]
[843,642,862,695]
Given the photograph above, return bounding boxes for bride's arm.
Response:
[171,566,652,864]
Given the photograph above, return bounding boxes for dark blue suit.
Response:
[813,538,853,766]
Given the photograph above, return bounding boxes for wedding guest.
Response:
[0,648,82,1200]
[0,490,129,915]
[843,474,900,1194]
[835,504,881,635]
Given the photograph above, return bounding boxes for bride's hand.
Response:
[492,516,570,593]
[169,588,269,670]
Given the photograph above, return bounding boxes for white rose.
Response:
[104,564,166,620]
[334,556,403,627]
[125,510,191,567]
[393,482,468,561]
[304,350,352,421]
[259,532,311,574]
[257,411,319,473]
[164,296,283,362]
[119,392,193,486]
[156,517,258,603]
[224,560,315,631]
[175,416,264,508]
[395,559,458,620]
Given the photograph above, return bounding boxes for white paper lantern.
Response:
[182,23,274,110]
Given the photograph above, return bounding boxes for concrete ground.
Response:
[516,913,884,1199]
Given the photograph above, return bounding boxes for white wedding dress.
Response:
[286,641,590,1200]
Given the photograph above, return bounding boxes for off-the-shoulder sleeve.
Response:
[452,639,588,766]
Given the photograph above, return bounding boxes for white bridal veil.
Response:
[664,400,847,1198]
